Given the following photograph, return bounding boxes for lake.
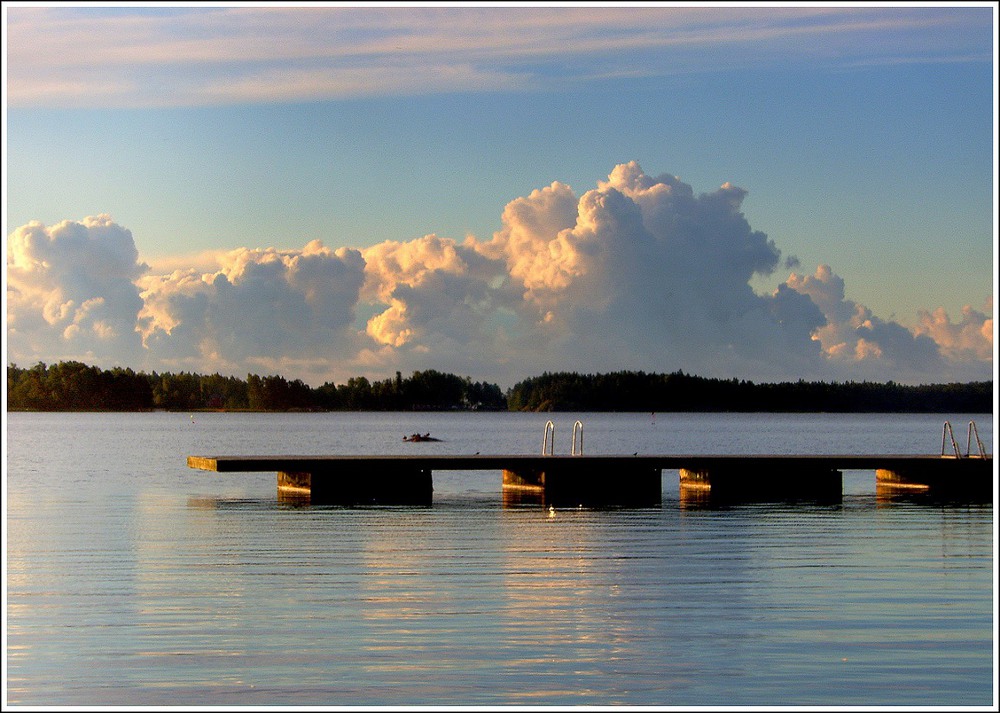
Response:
[4,411,995,706]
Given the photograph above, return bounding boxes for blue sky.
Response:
[4,3,996,387]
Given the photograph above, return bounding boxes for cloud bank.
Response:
[7,215,148,364]
[6,163,993,387]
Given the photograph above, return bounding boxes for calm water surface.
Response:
[5,411,995,706]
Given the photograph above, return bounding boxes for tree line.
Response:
[6,361,506,412]
[506,370,992,413]
[6,361,993,413]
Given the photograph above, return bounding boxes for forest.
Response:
[6,361,506,412]
[505,370,993,413]
[6,361,993,413]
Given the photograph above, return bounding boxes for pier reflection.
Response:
[491,506,753,704]
[678,485,843,510]
[496,510,641,703]
[875,482,993,507]
[501,464,663,509]
[501,485,662,510]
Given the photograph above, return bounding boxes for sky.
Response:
[3,2,997,389]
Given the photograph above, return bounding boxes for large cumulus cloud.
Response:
[468,161,827,378]
[7,214,148,367]
[5,163,994,386]
[915,300,993,364]
[353,233,523,377]
[136,240,366,379]
[784,265,992,382]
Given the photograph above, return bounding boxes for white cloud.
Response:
[135,240,366,380]
[467,161,825,380]
[6,215,148,367]
[6,163,993,386]
[783,265,992,382]
[358,234,521,377]
[914,300,993,363]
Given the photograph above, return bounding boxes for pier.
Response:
[186,453,993,506]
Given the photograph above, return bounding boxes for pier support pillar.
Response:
[679,464,842,505]
[502,462,661,507]
[278,467,433,506]
[876,462,991,500]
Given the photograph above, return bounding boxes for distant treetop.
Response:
[6,362,992,413]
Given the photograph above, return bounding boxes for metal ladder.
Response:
[541,420,584,455]
[542,420,555,456]
[966,420,986,458]
[941,420,987,458]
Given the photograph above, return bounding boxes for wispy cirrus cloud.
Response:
[6,5,991,108]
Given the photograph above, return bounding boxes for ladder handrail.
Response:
[542,420,555,456]
[967,420,986,458]
[941,421,962,458]
[572,420,584,456]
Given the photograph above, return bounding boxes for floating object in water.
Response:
[403,432,441,442]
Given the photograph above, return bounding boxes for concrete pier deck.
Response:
[187,453,993,506]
